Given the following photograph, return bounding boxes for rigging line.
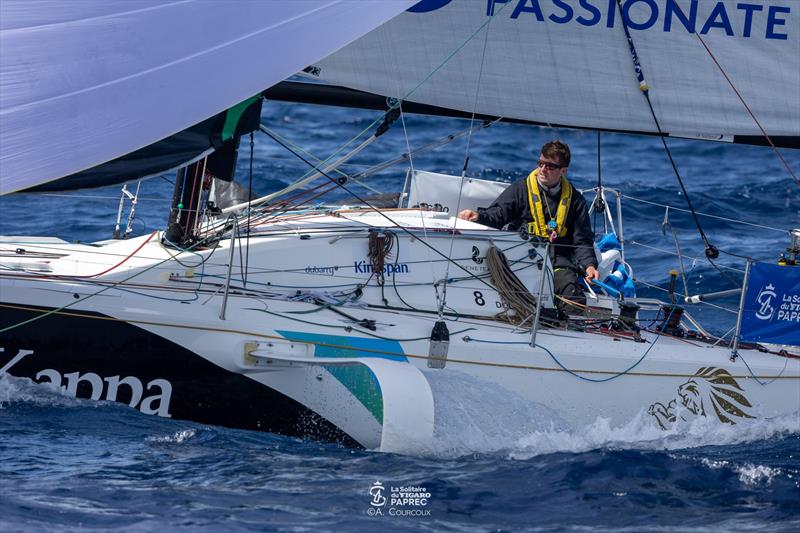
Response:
[400,0,512,104]
[398,104,416,174]
[352,120,498,181]
[245,132,254,287]
[688,25,799,187]
[442,12,496,318]
[536,305,678,383]
[0,229,215,334]
[224,177,336,236]
[627,240,745,273]
[259,127,505,294]
[35,231,158,279]
[39,193,168,202]
[613,0,717,261]
[183,160,202,241]
[668,223,689,298]
[596,131,602,191]
[620,195,790,234]
[254,181,334,218]
[233,120,389,212]
[397,103,440,316]
[271,108,389,182]
[260,126,351,181]
[461,10,493,169]
[633,278,738,315]
[253,0,510,208]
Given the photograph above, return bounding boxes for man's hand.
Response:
[585,265,600,285]
[458,209,479,222]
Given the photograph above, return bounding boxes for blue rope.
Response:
[735,349,790,387]
[462,336,528,345]
[465,307,676,383]
[534,337,660,383]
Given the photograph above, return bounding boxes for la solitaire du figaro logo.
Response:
[369,481,387,508]
[367,481,432,517]
[755,283,777,321]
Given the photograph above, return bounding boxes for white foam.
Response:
[146,429,197,444]
[0,372,73,408]
[420,368,570,456]
[735,463,783,486]
[509,410,800,460]
[413,368,799,459]
[701,458,784,486]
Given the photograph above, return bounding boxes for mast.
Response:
[164,160,207,248]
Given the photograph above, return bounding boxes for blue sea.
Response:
[1,104,799,531]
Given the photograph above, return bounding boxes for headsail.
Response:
[310,0,799,145]
[0,0,415,194]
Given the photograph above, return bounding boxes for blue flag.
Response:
[740,262,800,346]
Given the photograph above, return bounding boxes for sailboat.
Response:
[1,0,798,452]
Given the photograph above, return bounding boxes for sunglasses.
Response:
[537,160,565,171]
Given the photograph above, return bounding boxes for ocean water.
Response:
[1,104,799,531]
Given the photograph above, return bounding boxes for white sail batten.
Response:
[0,0,415,195]
[312,0,800,141]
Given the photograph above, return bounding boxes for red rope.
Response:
[84,230,158,277]
[5,231,158,281]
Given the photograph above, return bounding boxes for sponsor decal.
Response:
[354,260,410,275]
[741,262,800,345]
[463,264,489,273]
[470,1,790,41]
[367,481,432,517]
[471,245,484,264]
[305,265,338,276]
[1,347,173,417]
[648,367,754,430]
[777,292,800,321]
[754,283,777,321]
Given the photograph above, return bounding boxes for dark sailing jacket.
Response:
[476,178,598,271]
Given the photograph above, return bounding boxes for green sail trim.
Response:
[221,95,261,142]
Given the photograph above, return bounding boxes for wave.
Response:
[418,368,799,460]
[0,372,77,409]
[3,368,797,462]
[508,411,799,461]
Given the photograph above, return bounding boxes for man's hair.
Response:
[541,140,570,167]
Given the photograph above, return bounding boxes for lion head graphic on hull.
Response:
[648,367,755,430]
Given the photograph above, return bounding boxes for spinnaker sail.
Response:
[0,0,415,194]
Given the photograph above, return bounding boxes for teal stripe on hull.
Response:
[275,331,407,425]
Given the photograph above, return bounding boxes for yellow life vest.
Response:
[525,168,572,241]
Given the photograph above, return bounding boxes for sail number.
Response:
[473,291,485,306]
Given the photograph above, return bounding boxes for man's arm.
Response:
[472,180,524,229]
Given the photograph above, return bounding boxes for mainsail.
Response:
[0,0,415,194]
[310,0,799,145]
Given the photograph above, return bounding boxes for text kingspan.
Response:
[353,261,410,275]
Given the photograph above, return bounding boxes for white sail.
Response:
[0,0,415,195]
[312,0,800,141]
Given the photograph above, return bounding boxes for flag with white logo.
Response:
[741,263,800,346]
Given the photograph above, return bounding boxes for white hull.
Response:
[2,210,798,450]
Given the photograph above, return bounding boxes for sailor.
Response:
[458,140,599,314]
